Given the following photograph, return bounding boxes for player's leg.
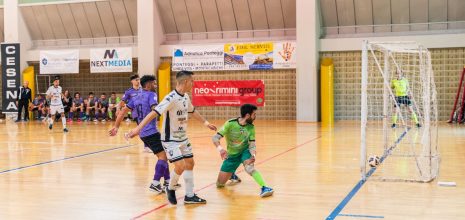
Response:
[406,98,420,127]
[141,133,168,193]
[78,106,84,121]
[68,106,74,122]
[101,107,107,122]
[58,106,67,132]
[24,101,29,121]
[48,107,57,130]
[392,97,400,128]
[216,154,242,187]
[163,142,185,205]
[242,151,274,197]
[181,142,206,204]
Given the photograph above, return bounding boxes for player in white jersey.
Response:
[127,71,217,205]
[45,76,68,132]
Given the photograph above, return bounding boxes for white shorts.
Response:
[162,139,193,163]
[50,105,64,115]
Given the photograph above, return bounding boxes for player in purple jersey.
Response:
[120,74,142,121]
[118,74,152,152]
[109,75,173,193]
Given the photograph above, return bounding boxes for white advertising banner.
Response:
[273,41,296,69]
[90,47,133,73]
[40,50,79,74]
[172,45,224,71]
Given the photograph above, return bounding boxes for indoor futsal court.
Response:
[1,0,465,220]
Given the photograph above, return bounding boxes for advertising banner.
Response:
[1,43,21,113]
[172,45,224,71]
[273,41,296,69]
[40,50,79,74]
[224,42,273,70]
[192,80,265,106]
[90,47,133,73]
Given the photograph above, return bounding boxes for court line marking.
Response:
[0,144,136,175]
[131,136,322,220]
[338,213,384,219]
[326,128,411,220]
[0,141,127,146]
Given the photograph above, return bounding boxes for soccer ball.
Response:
[368,155,380,168]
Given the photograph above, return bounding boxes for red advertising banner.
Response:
[193,80,265,106]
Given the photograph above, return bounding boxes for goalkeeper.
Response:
[391,70,421,128]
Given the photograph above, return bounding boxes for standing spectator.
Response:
[16,81,32,122]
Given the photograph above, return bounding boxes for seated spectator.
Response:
[96,93,109,122]
[108,92,120,121]
[29,94,46,120]
[69,92,84,122]
[85,92,98,122]
[62,90,73,118]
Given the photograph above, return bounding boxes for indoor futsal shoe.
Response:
[260,186,274,197]
[416,123,422,128]
[184,194,207,204]
[165,186,177,205]
[149,183,164,193]
[230,173,242,183]
[63,128,69,133]
[48,124,53,130]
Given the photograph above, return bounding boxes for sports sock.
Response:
[412,112,419,124]
[392,114,398,124]
[184,170,194,197]
[169,171,181,190]
[61,116,66,128]
[251,171,266,187]
[153,160,168,184]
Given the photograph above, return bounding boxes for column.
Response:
[137,0,164,76]
[296,0,320,122]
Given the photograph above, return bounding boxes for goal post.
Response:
[361,41,439,183]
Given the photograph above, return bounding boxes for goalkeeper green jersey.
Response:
[391,78,409,97]
[217,118,256,156]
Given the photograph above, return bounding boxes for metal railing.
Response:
[32,36,138,49]
[323,21,465,38]
[164,28,296,43]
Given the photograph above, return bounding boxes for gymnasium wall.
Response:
[29,60,138,98]
[321,48,465,121]
[25,58,296,120]
[161,58,296,121]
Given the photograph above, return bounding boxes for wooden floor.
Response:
[0,119,464,219]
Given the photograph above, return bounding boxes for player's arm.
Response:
[127,111,159,138]
[248,127,257,162]
[46,88,52,100]
[127,94,170,138]
[189,102,217,131]
[109,106,131,136]
[212,123,228,160]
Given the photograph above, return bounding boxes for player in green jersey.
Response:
[212,104,274,197]
[391,70,421,128]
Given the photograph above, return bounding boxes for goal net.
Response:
[361,41,439,182]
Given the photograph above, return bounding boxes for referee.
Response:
[16,81,32,122]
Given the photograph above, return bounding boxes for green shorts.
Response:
[220,150,252,173]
